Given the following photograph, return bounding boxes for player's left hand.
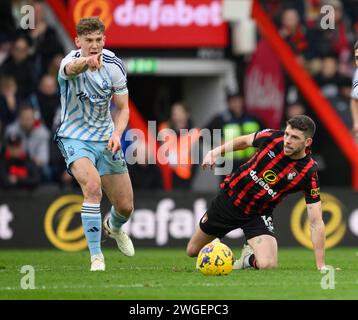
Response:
[107,132,121,154]
[202,150,219,170]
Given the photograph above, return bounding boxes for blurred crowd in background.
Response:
[0,0,357,191]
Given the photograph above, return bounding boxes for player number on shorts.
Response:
[261,215,274,232]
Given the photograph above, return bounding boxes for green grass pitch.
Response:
[0,248,357,300]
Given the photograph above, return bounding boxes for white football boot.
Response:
[103,214,135,257]
[233,244,254,270]
[90,253,105,271]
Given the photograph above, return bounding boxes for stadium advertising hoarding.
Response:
[0,189,357,250]
[69,0,228,48]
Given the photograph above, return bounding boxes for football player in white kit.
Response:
[56,17,134,271]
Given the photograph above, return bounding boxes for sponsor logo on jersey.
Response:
[311,188,320,197]
[250,170,277,198]
[102,80,109,90]
[262,170,278,185]
[76,90,111,102]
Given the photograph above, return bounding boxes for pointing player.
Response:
[351,41,358,143]
[56,17,134,271]
[187,115,326,270]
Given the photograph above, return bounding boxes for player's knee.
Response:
[257,258,277,269]
[84,180,102,202]
[121,205,134,218]
[186,243,199,257]
[114,202,134,218]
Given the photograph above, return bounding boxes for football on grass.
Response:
[197,242,234,276]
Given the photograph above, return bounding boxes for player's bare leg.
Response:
[235,235,278,270]
[71,158,104,271]
[101,173,135,256]
[72,158,102,203]
[186,227,217,257]
[101,172,133,217]
[248,235,278,269]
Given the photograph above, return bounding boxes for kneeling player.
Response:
[187,115,326,270]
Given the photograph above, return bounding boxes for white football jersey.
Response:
[352,68,358,100]
[56,48,128,141]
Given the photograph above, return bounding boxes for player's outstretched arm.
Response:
[65,53,102,77]
[202,133,255,170]
[307,201,326,270]
[351,98,358,142]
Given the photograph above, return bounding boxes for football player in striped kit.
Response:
[187,115,326,271]
[56,17,134,271]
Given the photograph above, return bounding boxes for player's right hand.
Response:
[86,53,102,71]
[202,150,218,170]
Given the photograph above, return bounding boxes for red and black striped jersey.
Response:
[220,129,320,215]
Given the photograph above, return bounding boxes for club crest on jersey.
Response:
[268,150,276,159]
[102,80,109,90]
[287,169,298,181]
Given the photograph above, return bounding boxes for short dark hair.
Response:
[354,41,358,51]
[226,92,243,102]
[287,115,316,138]
[18,102,34,114]
[76,17,105,36]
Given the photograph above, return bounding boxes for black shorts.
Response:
[199,190,275,240]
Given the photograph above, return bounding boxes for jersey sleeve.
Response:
[252,129,276,148]
[109,56,128,96]
[352,70,358,99]
[59,50,79,80]
[303,169,321,204]
[352,83,358,99]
